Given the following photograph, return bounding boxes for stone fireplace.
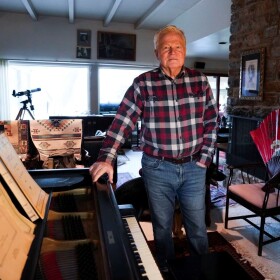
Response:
[225,0,280,179]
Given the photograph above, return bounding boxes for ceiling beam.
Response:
[135,0,166,29]
[68,0,75,23]
[104,0,122,27]
[20,0,38,21]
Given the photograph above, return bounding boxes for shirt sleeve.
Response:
[97,80,143,165]
[199,80,218,167]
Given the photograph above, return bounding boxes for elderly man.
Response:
[90,25,218,275]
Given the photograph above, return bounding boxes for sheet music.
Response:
[0,159,39,221]
[0,182,35,235]
[0,133,49,220]
[0,183,35,280]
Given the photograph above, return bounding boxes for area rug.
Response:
[147,231,264,280]
[210,184,237,208]
[214,206,280,280]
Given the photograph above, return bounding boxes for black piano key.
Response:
[139,265,146,274]
[122,216,164,279]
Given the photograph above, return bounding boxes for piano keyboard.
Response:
[123,216,163,280]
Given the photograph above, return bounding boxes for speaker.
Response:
[194,62,205,69]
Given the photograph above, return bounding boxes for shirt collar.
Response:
[158,66,185,79]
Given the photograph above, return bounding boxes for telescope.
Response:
[12,88,41,97]
[13,88,41,120]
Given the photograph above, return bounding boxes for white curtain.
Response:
[0,60,10,119]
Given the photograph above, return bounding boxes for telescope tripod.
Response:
[15,100,35,120]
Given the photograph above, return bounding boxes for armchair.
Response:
[225,109,280,256]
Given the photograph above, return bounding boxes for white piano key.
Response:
[123,216,163,280]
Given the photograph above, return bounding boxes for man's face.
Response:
[155,32,186,72]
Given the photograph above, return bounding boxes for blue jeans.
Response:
[141,153,209,269]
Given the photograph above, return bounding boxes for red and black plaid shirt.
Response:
[98,67,218,167]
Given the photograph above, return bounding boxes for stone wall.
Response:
[228,0,280,118]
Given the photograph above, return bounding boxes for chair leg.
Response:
[258,216,265,256]
[224,193,230,229]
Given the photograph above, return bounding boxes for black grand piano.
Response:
[1,168,163,280]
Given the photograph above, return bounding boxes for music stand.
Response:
[16,100,35,120]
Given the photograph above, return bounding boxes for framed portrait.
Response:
[76,46,91,59]
[239,48,265,100]
[97,31,136,61]
[77,29,91,47]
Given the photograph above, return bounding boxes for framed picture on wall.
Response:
[97,31,136,61]
[239,48,265,100]
[77,29,91,47]
[76,47,91,59]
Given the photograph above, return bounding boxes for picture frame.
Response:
[76,47,91,59]
[239,48,265,100]
[97,31,136,61]
[77,29,91,47]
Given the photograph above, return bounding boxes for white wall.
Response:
[0,12,228,115]
[0,12,228,73]
[0,12,158,66]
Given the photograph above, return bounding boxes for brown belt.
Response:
[146,153,199,164]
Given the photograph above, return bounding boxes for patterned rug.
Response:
[147,231,264,280]
[210,184,237,208]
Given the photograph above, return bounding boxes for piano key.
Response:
[123,216,163,280]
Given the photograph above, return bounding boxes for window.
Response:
[207,74,228,124]
[6,63,226,121]
[98,66,152,114]
[7,62,90,120]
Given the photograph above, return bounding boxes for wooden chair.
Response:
[224,157,280,256]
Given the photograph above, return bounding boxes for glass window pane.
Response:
[219,76,229,109]
[8,62,90,120]
[98,66,152,113]
[207,76,217,100]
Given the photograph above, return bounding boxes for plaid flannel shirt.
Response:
[98,67,218,167]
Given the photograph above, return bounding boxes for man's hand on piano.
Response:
[89,162,114,184]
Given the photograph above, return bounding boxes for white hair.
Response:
[153,25,186,50]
